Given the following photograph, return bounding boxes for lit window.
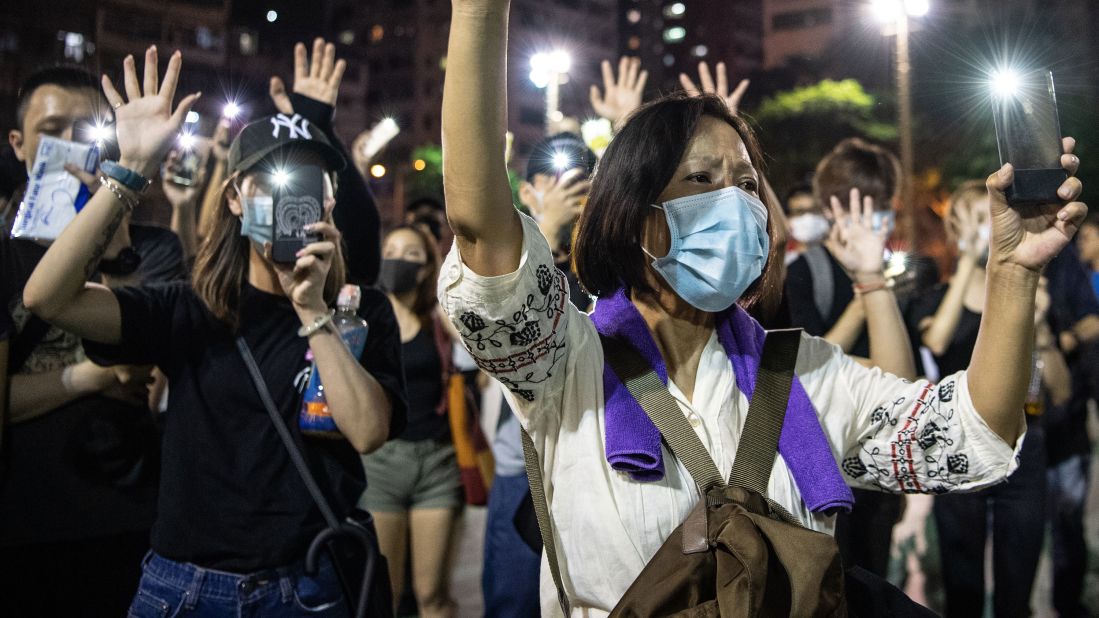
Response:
[266,10,278,23]
[239,32,257,56]
[58,31,85,62]
[628,36,641,50]
[663,3,686,18]
[663,26,686,42]
[371,25,385,43]
[339,30,355,45]
[663,54,675,67]
[627,9,641,23]
[692,44,707,57]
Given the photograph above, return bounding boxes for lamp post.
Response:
[872,0,928,250]
[530,50,572,133]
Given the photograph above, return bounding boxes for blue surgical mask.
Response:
[643,185,770,312]
[871,211,896,235]
[239,193,274,247]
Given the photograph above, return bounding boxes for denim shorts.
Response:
[126,550,349,617]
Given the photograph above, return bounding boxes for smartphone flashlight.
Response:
[223,101,241,119]
[990,68,1067,207]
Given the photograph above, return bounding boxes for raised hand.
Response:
[589,57,648,129]
[986,137,1087,272]
[526,168,590,252]
[270,38,347,114]
[825,188,888,277]
[275,221,341,315]
[678,61,749,115]
[161,146,210,207]
[101,46,202,179]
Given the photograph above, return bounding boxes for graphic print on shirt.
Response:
[842,375,972,494]
[454,263,569,402]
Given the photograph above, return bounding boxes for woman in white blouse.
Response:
[440,1,1088,615]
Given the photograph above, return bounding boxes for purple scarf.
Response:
[590,288,854,514]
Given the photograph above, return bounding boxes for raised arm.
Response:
[968,140,1087,442]
[826,189,917,379]
[22,47,200,343]
[921,206,988,355]
[443,0,521,276]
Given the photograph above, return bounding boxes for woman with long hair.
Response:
[439,0,1087,614]
[22,48,406,616]
[361,224,463,617]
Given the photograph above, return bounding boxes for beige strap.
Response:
[521,428,571,616]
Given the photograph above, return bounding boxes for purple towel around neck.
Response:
[590,287,854,514]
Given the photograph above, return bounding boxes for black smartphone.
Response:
[169,113,202,186]
[992,69,1067,207]
[272,164,325,264]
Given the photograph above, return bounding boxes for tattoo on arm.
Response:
[83,207,127,280]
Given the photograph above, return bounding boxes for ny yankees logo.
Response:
[270,113,312,140]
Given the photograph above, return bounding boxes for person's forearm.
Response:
[1072,315,1099,345]
[197,161,226,242]
[304,316,391,453]
[922,257,977,355]
[968,264,1038,443]
[9,362,109,424]
[23,182,129,338]
[170,199,198,261]
[823,298,865,352]
[858,278,917,380]
[442,1,522,275]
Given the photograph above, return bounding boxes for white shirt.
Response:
[438,214,1022,617]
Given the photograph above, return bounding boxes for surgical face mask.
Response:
[643,185,770,312]
[788,213,831,244]
[871,210,896,235]
[239,191,274,248]
[378,259,423,294]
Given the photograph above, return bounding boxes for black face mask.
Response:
[378,259,422,294]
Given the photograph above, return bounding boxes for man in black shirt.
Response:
[1,65,176,617]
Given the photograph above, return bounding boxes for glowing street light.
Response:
[868,0,930,250]
[413,159,427,171]
[266,10,278,23]
[530,50,572,131]
[370,164,387,178]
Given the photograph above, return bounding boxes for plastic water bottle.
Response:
[300,285,370,437]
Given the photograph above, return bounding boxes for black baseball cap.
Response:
[228,113,346,175]
[525,132,597,182]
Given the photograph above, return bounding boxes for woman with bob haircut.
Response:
[22,48,406,615]
[439,1,1088,614]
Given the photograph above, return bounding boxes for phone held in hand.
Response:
[991,69,1067,207]
[272,164,325,264]
[169,113,202,186]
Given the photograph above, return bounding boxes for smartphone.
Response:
[272,164,325,264]
[992,69,1067,207]
[169,113,202,186]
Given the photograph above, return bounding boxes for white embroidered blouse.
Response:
[438,214,1022,617]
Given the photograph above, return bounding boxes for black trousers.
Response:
[933,425,1046,618]
[0,531,149,617]
[834,488,904,576]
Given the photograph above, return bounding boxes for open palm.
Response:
[101,47,201,179]
[589,57,647,128]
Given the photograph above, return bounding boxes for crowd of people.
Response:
[0,1,1096,616]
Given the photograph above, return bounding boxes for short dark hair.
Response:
[16,65,101,129]
[813,137,900,211]
[782,181,814,214]
[573,92,783,316]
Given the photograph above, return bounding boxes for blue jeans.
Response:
[482,472,541,618]
[1047,453,1091,618]
[126,551,349,617]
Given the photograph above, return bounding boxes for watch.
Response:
[100,160,151,194]
[98,247,142,276]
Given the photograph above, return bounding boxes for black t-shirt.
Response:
[400,327,448,442]
[784,247,870,358]
[906,283,981,377]
[84,282,408,571]
[129,224,187,282]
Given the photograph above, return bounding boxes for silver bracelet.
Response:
[298,309,336,338]
[98,176,139,213]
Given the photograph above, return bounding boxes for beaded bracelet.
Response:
[98,176,139,213]
[298,309,336,338]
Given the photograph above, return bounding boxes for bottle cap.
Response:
[337,284,361,311]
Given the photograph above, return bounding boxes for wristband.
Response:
[298,309,336,338]
[101,160,152,194]
[853,278,891,295]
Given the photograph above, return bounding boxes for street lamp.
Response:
[871,0,928,250]
[530,50,572,132]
